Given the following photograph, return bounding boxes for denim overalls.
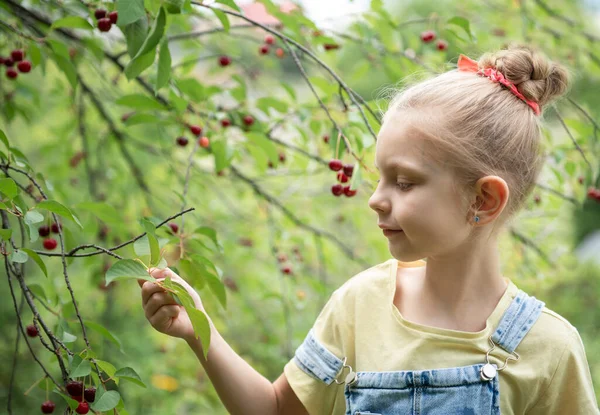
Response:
[293,289,545,415]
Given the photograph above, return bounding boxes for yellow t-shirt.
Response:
[284,258,599,414]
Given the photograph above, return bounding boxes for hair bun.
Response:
[478,43,571,108]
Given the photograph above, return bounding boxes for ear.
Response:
[474,176,509,223]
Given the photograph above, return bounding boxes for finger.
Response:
[149,305,180,329]
[141,281,167,307]
[145,291,178,319]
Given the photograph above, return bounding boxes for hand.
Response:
[138,267,208,342]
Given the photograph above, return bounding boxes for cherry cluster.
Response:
[38,222,62,250]
[328,159,357,197]
[420,30,448,51]
[0,49,32,80]
[259,34,284,58]
[93,8,118,32]
[175,124,211,148]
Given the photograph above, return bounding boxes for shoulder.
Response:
[332,258,396,302]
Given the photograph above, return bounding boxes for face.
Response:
[368,112,476,262]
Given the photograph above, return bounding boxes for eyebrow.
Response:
[374,160,427,176]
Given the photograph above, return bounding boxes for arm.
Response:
[187,324,308,415]
[139,267,308,415]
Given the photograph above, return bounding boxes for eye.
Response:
[396,182,414,191]
[376,180,413,191]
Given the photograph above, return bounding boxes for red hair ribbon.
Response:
[457,54,541,115]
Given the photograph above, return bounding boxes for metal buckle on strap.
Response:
[334,356,358,386]
[480,334,520,381]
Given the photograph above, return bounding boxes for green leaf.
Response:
[191,255,226,309]
[447,16,475,42]
[84,321,125,353]
[51,53,78,90]
[0,228,12,241]
[192,226,221,251]
[21,248,48,277]
[211,140,234,173]
[211,8,230,32]
[37,200,83,228]
[256,97,288,115]
[141,218,160,267]
[155,38,171,94]
[164,0,185,14]
[114,367,146,388]
[0,129,10,150]
[245,132,278,165]
[62,331,77,343]
[117,0,146,27]
[163,277,211,359]
[51,16,94,30]
[91,389,121,412]
[69,355,92,378]
[57,392,79,410]
[74,202,122,225]
[133,235,169,257]
[0,178,18,199]
[215,0,241,11]
[105,259,153,285]
[116,93,166,111]
[124,49,156,80]
[124,16,149,58]
[124,6,166,80]
[28,283,49,303]
[9,249,28,263]
[95,359,118,381]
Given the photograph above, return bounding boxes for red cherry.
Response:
[243,115,254,126]
[94,8,107,19]
[436,40,448,51]
[343,164,354,177]
[38,225,50,237]
[4,58,14,67]
[26,324,38,337]
[282,266,292,275]
[420,30,436,43]
[51,222,61,233]
[65,380,84,397]
[259,45,269,55]
[323,44,340,51]
[17,60,31,73]
[43,238,58,250]
[278,152,286,162]
[176,136,189,147]
[199,136,210,148]
[323,135,329,143]
[168,223,179,234]
[578,176,584,185]
[11,49,24,62]
[534,195,541,204]
[108,11,118,24]
[219,56,231,67]
[220,119,231,128]
[41,400,56,414]
[84,387,96,402]
[331,184,343,196]
[71,394,84,402]
[264,34,275,45]
[189,124,202,136]
[275,48,284,58]
[267,161,274,169]
[343,185,357,197]
[587,187,600,201]
[337,172,349,183]
[97,18,112,32]
[328,159,343,171]
[6,68,18,79]
[75,402,89,414]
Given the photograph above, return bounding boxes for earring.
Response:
[474,215,480,223]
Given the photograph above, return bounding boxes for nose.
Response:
[368,185,390,214]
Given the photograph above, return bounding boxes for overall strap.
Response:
[491,290,545,354]
[292,328,345,385]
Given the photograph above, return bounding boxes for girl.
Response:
[138,44,599,414]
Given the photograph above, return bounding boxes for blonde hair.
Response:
[379,43,571,237]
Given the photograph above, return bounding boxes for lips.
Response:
[378,224,402,231]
